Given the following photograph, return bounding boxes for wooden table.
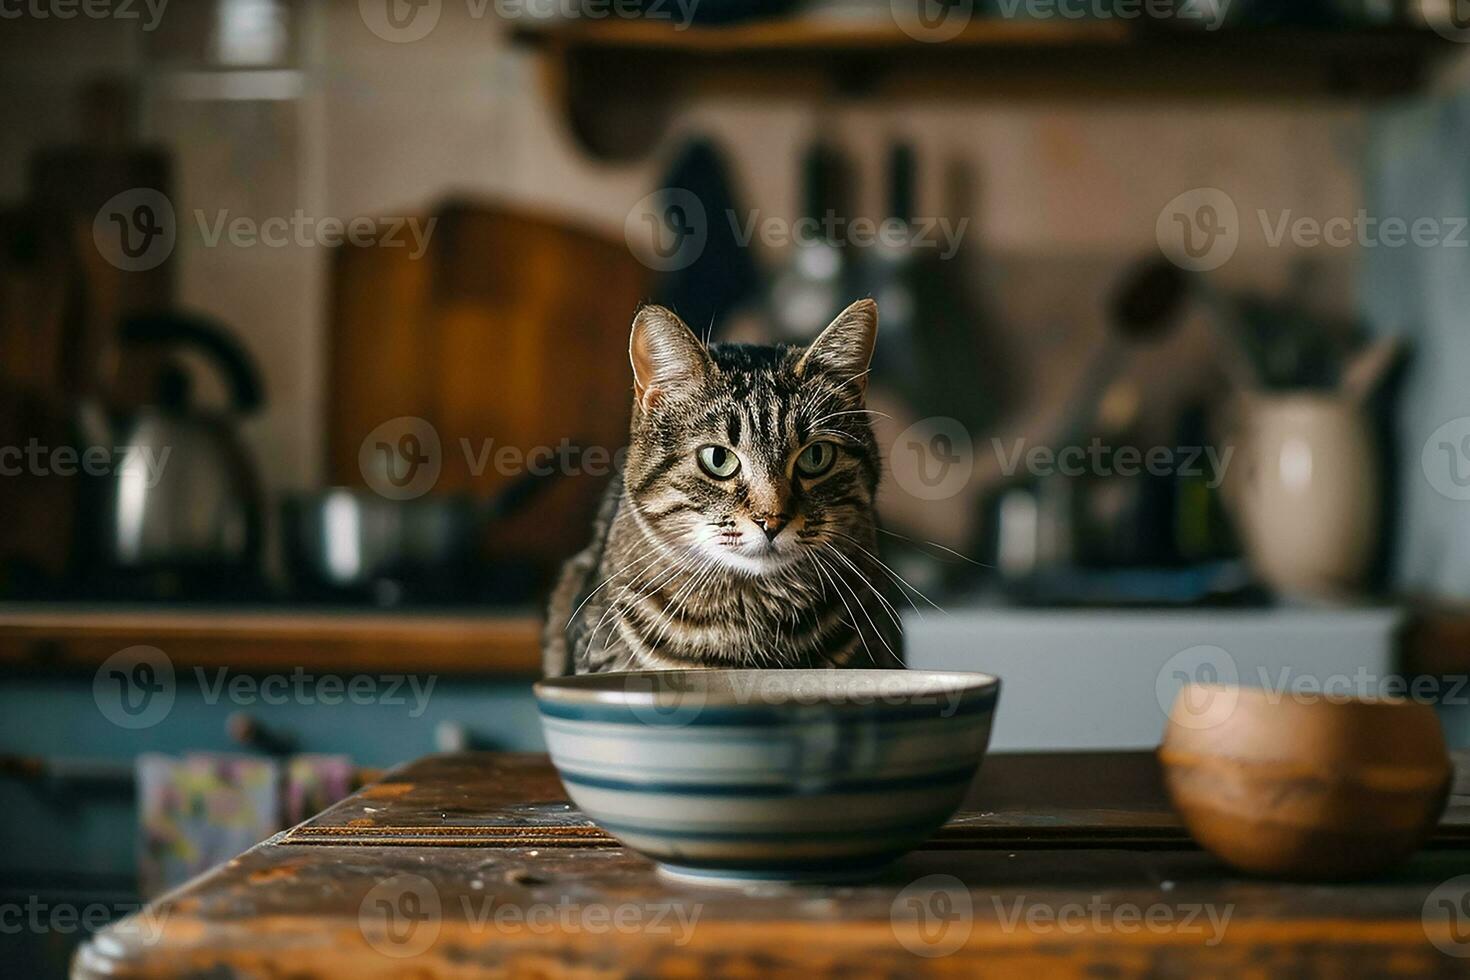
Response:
[75,752,1470,977]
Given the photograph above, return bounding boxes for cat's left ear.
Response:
[796,299,878,396]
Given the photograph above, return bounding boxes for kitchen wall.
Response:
[0,0,1396,514]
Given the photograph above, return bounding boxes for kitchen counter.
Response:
[0,603,542,676]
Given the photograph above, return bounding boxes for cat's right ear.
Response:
[629,305,712,411]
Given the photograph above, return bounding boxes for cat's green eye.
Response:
[697,445,741,479]
[795,441,837,477]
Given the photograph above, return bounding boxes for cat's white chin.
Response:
[703,546,798,578]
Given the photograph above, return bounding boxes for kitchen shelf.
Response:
[512,17,1457,159]
[0,605,542,676]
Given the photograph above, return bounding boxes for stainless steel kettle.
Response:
[76,311,264,596]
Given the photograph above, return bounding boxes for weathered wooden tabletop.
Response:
[75,752,1470,978]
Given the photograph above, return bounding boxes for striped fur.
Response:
[543,300,904,676]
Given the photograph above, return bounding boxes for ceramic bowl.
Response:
[1159,683,1451,879]
[534,669,1000,884]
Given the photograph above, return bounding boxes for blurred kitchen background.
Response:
[6,0,1470,970]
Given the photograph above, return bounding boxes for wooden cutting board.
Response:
[326,200,650,576]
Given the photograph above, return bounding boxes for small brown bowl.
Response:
[1159,683,1451,880]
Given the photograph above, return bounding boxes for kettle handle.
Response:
[119,311,264,415]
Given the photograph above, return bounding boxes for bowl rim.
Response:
[535,667,1000,709]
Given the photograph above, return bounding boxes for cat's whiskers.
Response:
[809,549,875,668]
[826,529,945,616]
[808,407,892,430]
[597,560,697,659]
[822,542,905,639]
[825,552,892,668]
[590,546,701,653]
[876,526,993,568]
[644,554,720,657]
[563,546,666,633]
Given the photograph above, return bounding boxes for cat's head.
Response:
[623,300,881,576]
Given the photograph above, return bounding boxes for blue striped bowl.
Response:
[534,669,1000,884]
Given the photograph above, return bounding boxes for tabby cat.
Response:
[542,299,904,676]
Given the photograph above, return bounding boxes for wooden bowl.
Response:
[1159,683,1451,879]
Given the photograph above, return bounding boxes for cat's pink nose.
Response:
[754,515,787,542]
